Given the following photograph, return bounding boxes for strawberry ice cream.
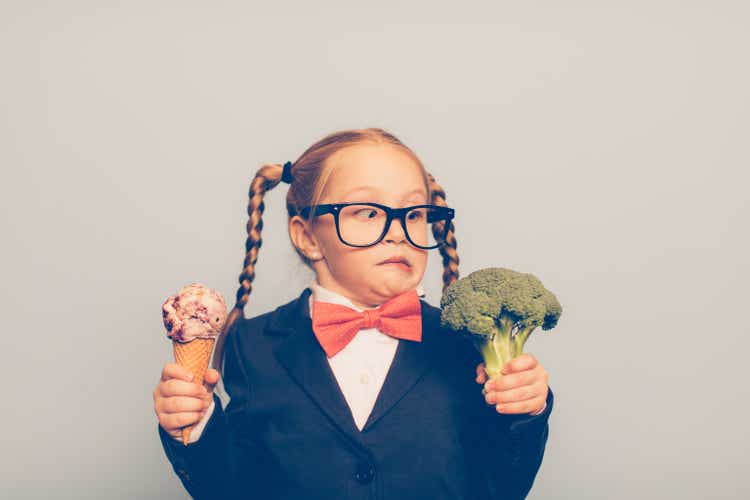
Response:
[162,283,228,343]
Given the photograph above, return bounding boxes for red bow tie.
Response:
[311,289,422,358]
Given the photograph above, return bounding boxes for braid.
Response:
[426,172,459,292]
[211,164,286,375]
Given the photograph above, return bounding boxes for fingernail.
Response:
[188,373,194,381]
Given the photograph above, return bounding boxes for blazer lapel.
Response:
[361,310,433,432]
[269,287,435,441]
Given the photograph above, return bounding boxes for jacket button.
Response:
[176,468,190,481]
[354,462,375,484]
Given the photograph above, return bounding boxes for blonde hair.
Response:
[211,127,460,375]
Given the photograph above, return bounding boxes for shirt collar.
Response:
[308,279,426,318]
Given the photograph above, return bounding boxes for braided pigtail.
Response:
[426,171,460,292]
[211,163,289,376]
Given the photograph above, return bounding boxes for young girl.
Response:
[153,128,553,500]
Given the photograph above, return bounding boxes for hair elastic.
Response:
[281,161,294,184]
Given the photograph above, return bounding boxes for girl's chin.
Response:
[376,279,416,295]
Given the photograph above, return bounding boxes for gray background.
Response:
[1,1,747,499]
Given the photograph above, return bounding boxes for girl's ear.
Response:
[289,215,322,260]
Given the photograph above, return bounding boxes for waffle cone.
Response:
[172,337,215,446]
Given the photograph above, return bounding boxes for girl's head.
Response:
[212,128,459,372]
[289,141,431,309]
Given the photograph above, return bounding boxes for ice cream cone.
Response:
[162,282,227,445]
[173,337,216,446]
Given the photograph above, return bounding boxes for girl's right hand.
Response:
[153,363,220,441]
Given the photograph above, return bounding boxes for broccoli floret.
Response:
[440,267,562,378]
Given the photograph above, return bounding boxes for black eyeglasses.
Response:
[298,202,455,249]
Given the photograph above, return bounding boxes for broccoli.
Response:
[439,267,562,378]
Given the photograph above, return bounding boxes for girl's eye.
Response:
[355,209,378,219]
[407,210,425,221]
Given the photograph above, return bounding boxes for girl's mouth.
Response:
[380,262,411,271]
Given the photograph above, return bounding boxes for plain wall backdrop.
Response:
[1,1,748,499]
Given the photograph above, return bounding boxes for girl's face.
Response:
[291,143,430,310]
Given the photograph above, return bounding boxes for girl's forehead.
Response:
[337,185,427,201]
[323,177,428,204]
[322,147,427,202]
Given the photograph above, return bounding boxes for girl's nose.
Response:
[383,217,407,244]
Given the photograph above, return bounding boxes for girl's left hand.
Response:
[475,353,549,415]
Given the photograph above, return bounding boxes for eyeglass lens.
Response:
[338,204,449,248]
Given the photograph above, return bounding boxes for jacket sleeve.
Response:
[157,319,264,500]
[478,385,554,500]
[158,392,231,499]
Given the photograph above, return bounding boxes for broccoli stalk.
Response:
[512,321,542,359]
[439,267,562,379]
[477,317,513,378]
[478,315,538,378]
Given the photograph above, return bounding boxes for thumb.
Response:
[203,368,220,388]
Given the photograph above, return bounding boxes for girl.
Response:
[153,128,553,500]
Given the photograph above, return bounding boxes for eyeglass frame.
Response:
[297,202,455,249]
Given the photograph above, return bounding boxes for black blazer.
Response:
[158,287,554,500]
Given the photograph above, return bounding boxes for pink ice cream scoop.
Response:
[162,283,228,343]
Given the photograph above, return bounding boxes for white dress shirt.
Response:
[176,279,544,443]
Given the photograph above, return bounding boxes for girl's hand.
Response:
[153,363,220,441]
[474,353,549,415]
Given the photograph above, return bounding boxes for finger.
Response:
[475,363,487,384]
[161,362,194,383]
[488,371,534,392]
[502,353,537,375]
[486,384,539,405]
[160,378,210,398]
[159,411,205,430]
[158,395,211,415]
[495,397,545,415]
